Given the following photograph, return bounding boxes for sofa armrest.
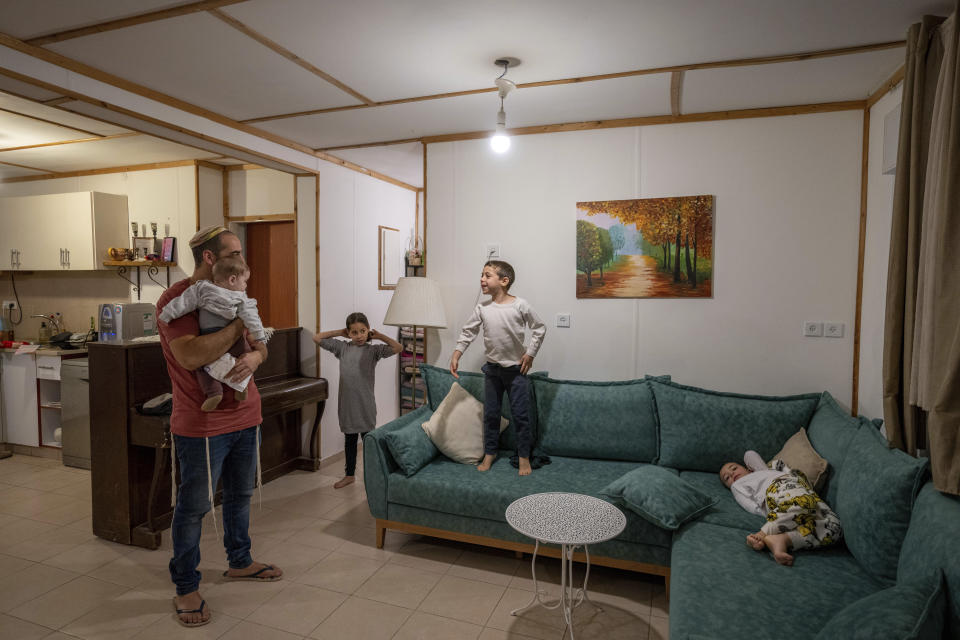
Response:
[363,405,433,519]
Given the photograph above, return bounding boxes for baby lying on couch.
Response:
[720,451,843,566]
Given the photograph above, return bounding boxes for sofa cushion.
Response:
[898,483,960,637]
[771,427,828,490]
[600,465,716,530]
[387,455,672,548]
[835,425,929,586]
[649,380,820,473]
[533,376,660,462]
[805,391,863,506]
[420,382,507,464]
[670,520,883,640]
[814,570,945,640]
[420,364,545,452]
[679,471,766,531]
[382,421,438,476]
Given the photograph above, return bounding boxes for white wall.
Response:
[858,86,902,419]
[228,168,295,217]
[198,165,224,230]
[316,163,416,459]
[428,112,864,401]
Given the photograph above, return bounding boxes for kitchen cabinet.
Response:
[0,192,129,270]
[0,352,39,447]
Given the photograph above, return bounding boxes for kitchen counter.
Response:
[0,346,89,355]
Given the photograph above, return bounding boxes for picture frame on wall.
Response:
[378,225,403,290]
[161,236,176,262]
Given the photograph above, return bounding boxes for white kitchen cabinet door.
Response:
[0,353,39,447]
[16,193,83,270]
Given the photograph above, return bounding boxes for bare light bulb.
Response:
[490,108,510,153]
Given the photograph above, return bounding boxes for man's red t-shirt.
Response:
[157,278,262,437]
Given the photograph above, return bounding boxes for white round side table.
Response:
[505,492,627,639]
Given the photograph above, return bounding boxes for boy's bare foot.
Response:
[174,590,210,626]
[763,533,794,566]
[477,454,496,471]
[334,476,355,489]
[518,457,532,476]
[201,394,222,412]
[746,532,766,551]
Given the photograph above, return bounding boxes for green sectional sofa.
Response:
[363,365,959,639]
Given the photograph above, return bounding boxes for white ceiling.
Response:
[0,0,953,186]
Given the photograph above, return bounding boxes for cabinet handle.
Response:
[60,248,64,266]
[38,365,56,370]
[65,248,70,267]
[9,249,13,268]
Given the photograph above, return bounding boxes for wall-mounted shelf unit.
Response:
[103,261,176,300]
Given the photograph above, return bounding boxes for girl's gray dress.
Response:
[319,338,395,433]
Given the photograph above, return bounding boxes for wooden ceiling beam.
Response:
[244,40,906,124]
[420,100,867,144]
[316,151,419,192]
[0,131,137,153]
[0,159,53,173]
[316,137,422,152]
[24,0,250,46]
[0,31,318,157]
[0,105,106,137]
[208,9,375,106]
[1,159,199,183]
[40,96,72,106]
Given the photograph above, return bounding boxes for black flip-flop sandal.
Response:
[173,597,211,627]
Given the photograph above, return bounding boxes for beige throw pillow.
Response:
[421,382,508,464]
[770,427,829,490]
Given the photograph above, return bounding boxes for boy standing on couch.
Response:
[449,260,546,476]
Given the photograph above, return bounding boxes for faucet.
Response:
[30,314,63,334]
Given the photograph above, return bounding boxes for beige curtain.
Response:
[883,5,960,495]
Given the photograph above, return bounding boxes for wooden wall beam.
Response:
[1,158,198,183]
[316,137,422,152]
[852,107,870,415]
[867,64,905,109]
[420,100,867,144]
[208,9,375,106]
[25,0,250,46]
[245,40,905,124]
[670,71,684,116]
[195,159,225,171]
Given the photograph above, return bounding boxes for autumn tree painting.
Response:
[576,195,714,298]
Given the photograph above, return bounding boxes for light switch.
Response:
[556,313,571,328]
[824,322,845,338]
[485,243,500,258]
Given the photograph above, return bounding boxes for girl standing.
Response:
[314,312,402,488]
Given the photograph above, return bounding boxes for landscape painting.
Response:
[576,195,714,298]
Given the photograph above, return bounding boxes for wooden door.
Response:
[244,220,297,329]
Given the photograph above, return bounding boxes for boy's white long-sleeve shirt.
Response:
[158,279,266,342]
[730,450,790,516]
[454,297,546,367]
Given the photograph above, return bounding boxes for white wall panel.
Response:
[428,112,863,403]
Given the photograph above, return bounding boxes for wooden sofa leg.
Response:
[515,550,524,559]
[664,572,670,600]
[376,522,386,549]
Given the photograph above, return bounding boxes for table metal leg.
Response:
[512,540,563,615]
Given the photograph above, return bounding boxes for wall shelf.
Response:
[103,261,176,300]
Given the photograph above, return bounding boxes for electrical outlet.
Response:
[824,322,845,338]
[2,300,17,314]
[485,243,500,258]
[803,321,823,337]
[556,313,571,328]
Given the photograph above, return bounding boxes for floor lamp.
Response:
[384,277,447,412]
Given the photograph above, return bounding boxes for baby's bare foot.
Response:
[518,457,532,476]
[746,532,765,551]
[477,454,496,472]
[763,533,794,566]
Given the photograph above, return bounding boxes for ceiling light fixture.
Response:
[491,57,519,153]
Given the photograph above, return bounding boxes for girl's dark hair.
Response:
[345,312,369,329]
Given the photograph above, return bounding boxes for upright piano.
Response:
[88,327,327,549]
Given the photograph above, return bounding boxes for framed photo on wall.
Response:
[378,225,403,290]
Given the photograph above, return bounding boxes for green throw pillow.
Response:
[835,425,929,586]
[600,464,717,530]
[814,571,945,640]
[650,379,820,473]
[383,422,438,477]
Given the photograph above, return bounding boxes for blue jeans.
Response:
[169,426,258,595]
[481,363,532,458]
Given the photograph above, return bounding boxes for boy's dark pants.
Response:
[481,362,532,459]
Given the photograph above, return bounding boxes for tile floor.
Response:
[0,452,669,639]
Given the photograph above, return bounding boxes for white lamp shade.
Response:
[383,277,447,328]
